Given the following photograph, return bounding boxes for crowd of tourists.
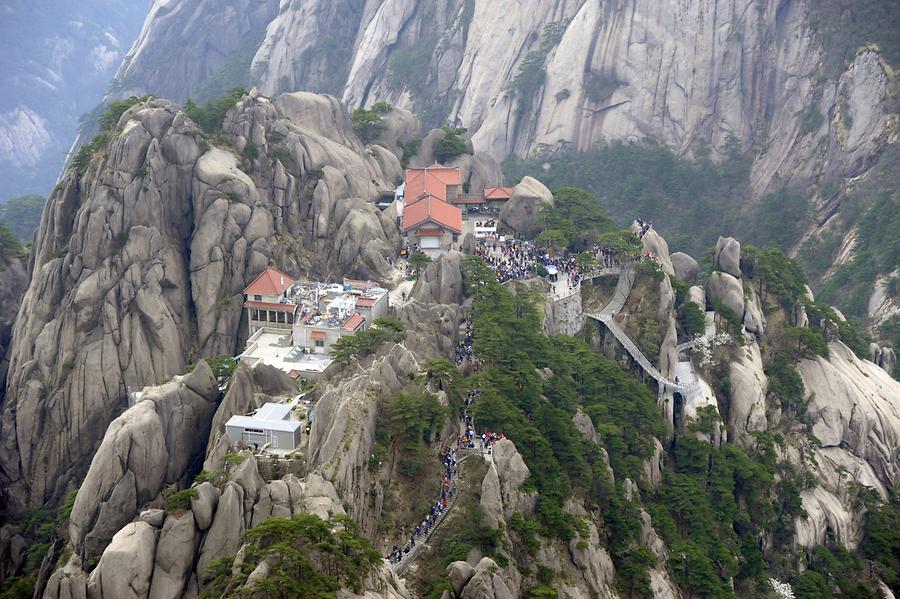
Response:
[386,317,507,568]
[455,318,480,370]
[474,239,622,291]
[457,389,505,453]
[635,218,653,239]
[387,447,461,565]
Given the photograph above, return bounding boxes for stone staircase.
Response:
[392,448,486,575]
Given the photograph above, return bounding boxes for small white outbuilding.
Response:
[225,403,301,450]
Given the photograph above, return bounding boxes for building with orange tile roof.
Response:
[244,267,296,301]
[484,186,513,200]
[404,164,463,203]
[241,270,389,377]
[401,193,462,257]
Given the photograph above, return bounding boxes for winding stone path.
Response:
[583,267,699,393]
[392,448,488,575]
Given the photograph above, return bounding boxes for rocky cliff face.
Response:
[39,255,468,598]
[112,1,895,196]
[110,1,899,331]
[0,256,27,394]
[0,90,404,513]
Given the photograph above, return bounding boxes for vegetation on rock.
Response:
[0,223,24,263]
[0,194,44,242]
[330,318,405,364]
[201,514,380,598]
[72,95,150,174]
[183,88,247,135]
[350,102,393,143]
[433,127,468,164]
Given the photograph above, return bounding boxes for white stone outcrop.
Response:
[714,237,742,278]
[727,341,769,444]
[639,229,675,277]
[671,252,699,283]
[706,272,744,318]
[686,286,705,309]
[792,342,900,549]
[69,363,218,561]
[479,439,538,529]
[87,522,158,599]
[799,342,900,489]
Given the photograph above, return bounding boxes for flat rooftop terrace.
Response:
[240,330,333,374]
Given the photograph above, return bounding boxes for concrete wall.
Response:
[293,325,346,353]
[545,289,584,337]
[358,294,389,323]
[274,429,300,450]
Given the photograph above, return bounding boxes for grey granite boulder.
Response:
[714,237,742,278]
[498,177,553,238]
[671,252,699,283]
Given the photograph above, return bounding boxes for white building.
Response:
[224,403,302,451]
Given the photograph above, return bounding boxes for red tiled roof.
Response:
[356,297,377,307]
[244,267,295,296]
[484,186,513,200]
[405,165,462,203]
[244,301,296,311]
[311,330,326,340]
[343,314,366,332]
[401,195,462,234]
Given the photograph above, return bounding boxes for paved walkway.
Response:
[553,266,623,300]
[584,268,700,394]
[391,446,490,575]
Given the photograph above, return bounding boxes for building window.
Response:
[254,295,262,301]
[315,340,324,348]
[277,311,285,324]
[251,310,260,321]
[287,313,294,324]
[244,428,264,434]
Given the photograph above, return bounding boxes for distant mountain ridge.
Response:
[0,0,148,200]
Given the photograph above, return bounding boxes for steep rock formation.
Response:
[789,342,900,549]
[112,1,895,202]
[43,453,403,599]
[0,256,27,396]
[726,341,770,445]
[303,253,466,534]
[113,0,281,101]
[706,272,745,318]
[479,440,537,528]
[670,252,698,284]
[68,362,217,561]
[714,237,742,278]
[1,91,404,512]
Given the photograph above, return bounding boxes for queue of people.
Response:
[387,447,460,565]
[456,318,480,371]
[386,312,506,568]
